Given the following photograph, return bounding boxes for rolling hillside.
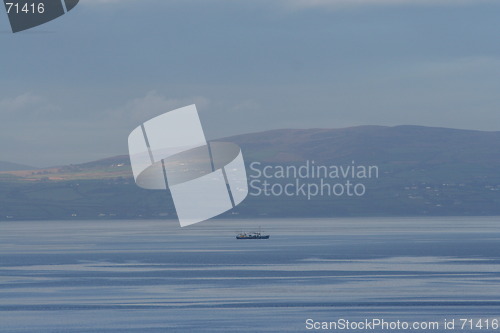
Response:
[0,161,36,172]
[0,125,499,220]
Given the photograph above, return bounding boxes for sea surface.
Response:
[1,217,500,332]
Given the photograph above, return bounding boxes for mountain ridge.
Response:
[0,161,36,172]
[0,125,498,220]
[1,125,499,180]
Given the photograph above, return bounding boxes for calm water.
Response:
[1,217,500,332]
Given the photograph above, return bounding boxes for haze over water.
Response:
[1,217,500,332]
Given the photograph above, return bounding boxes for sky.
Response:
[1,0,500,167]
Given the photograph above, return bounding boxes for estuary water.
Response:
[1,217,500,332]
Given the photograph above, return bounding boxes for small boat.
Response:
[236,227,270,240]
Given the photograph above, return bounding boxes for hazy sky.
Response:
[1,0,499,167]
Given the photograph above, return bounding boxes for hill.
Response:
[0,161,36,172]
[0,125,499,220]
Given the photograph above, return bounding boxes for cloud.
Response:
[283,0,496,9]
[109,90,210,124]
[0,93,43,112]
[0,93,60,117]
[81,0,126,4]
[80,0,496,9]
[398,56,500,79]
